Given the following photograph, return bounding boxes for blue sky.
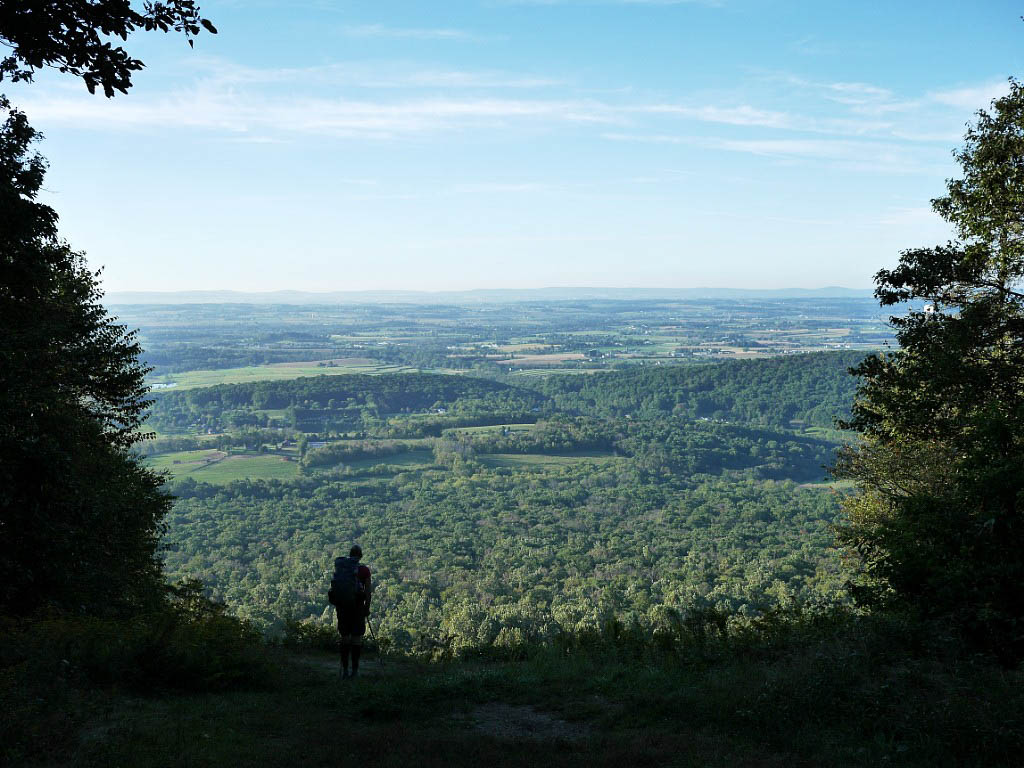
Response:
[9,0,1024,292]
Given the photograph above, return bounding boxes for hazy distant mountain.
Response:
[106,286,874,305]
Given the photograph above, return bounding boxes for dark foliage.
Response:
[0,0,216,96]
[837,80,1024,659]
[0,98,168,616]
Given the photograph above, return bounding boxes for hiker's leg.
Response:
[340,634,352,675]
[351,636,362,676]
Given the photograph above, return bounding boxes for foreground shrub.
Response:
[0,582,271,764]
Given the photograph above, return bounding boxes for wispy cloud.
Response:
[341,24,476,40]
[603,133,942,174]
[178,58,561,90]
[928,81,1009,109]
[18,55,1004,176]
[20,88,618,139]
[636,104,794,128]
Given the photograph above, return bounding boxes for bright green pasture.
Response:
[478,451,620,469]
[189,455,299,483]
[146,450,299,483]
[146,449,224,473]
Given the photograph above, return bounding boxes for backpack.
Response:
[328,556,363,606]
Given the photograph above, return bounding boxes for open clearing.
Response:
[320,450,435,471]
[146,451,299,483]
[478,452,620,469]
[454,423,535,434]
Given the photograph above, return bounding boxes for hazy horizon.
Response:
[104,284,876,304]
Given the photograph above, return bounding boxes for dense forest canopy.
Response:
[143,351,862,644]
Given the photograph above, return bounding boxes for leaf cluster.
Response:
[0,0,216,96]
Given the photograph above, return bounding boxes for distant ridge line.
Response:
[106,286,874,305]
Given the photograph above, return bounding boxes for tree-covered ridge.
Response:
[146,350,864,435]
[442,417,835,481]
[522,350,865,427]
[148,372,548,433]
[148,351,859,645]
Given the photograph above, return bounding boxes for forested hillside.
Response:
[523,350,864,427]
[148,373,546,434]
[148,351,861,647]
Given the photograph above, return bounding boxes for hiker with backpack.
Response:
[329,544,373,679]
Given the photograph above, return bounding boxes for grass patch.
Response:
[146,451,299,483]
[146,363,425,391]
[30,614,1024,768]
[190,455,299,483]
[454,423,535,434]
[478,452,620,469]
[145,449,224,473]
[341,450,435,470]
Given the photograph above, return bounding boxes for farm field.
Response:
[477,451,621,469]
[318,449,435,471]
[116,297,894,383]
[453,423,535,434]
[147,362,426,390]
[146,450,300,482]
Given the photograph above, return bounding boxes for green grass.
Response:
[189,455,299,483]
[146,449,224,473]
[252,408,291,419]
[35,621,1024,768]
[146,451,299,483]
[478,451,620,469]
[454,423,535,434]
[146,363,424,391]
[341,450,435,470]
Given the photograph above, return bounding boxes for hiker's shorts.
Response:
[336,604,366,638]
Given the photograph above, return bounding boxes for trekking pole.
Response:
[366,617,386,667]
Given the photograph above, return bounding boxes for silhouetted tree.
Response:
[0,2,216,614]
[0,0,216,96]
[0,98,170,615]
[836,79,1024,658]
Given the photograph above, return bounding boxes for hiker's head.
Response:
[349,545,363,560]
